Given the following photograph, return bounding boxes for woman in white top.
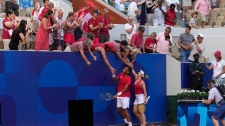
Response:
[120,0,127,13]
[189,12,198,29]
[205,51,225,85]
[30,2,40,31]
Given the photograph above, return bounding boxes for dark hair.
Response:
[208,79,215,84]
[11,20,27,40]
[186,25,192,30]
[87,32,95,40]
[67,12,74,19]
[43,9,53,18]
[166,27,171,31]
[43,0,49,3]
[170,3,175,8]
[6,10,14,17]
[120,40,128,46]
[127,66,132,73]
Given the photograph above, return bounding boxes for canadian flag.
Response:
[81,13,92,33]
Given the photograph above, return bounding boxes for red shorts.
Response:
[93,37,99,44]
[64,34,75,44]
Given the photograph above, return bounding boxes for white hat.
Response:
[140,70,144,77]
[198,34,204,38]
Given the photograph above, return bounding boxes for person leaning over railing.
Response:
[8,20,32,50]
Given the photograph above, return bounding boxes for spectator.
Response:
[144,32,157,53]
[178,25,194,62]
[88,9,102,44]
[76,1,94,32]
[166,0,181,12]
[38,0,57,24]
[64,12,80,47]
[53,9,66,51]
[2,10,16,50]
[194,0,211,28]
[146,0,156,24]
[98,8,115,43]
[5,0,19,16]
[9,20,32,50]
[115,0,121,10]
[189,53,205,91]
[64,32,97,66]
[105,40,133,68]
[130,26,145,53]
[127,0,141,21]
[209,0,217,9]
[38,0,49,19]
[90,43,116,74]
[30,2,40,32]
[182,0,192,19]
[125,16,139,44]
[189,12,198,29]
[74,12,83,42]
[188,34,206,62]
[202,79,225,126]
[164,4,176,27]
[136,0,147,25]
[155,27,172,54]
[35,9,58,51]
[120,0,127,13]
[151,0,166,27]
[205,51,225,85]
[0,0,5,13]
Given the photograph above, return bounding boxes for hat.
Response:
[198,34,204,38]
[193,53,199,57]
[214,51,222,58]
[138,26,145,32]
[87,1,94,8]
[140,70,145,77]
[107,42,116,51]
[93,9,100,15]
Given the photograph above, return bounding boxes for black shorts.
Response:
[190,79,203,91]
[99,34,110,43]
[54,39,64,47]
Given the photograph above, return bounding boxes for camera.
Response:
[202,87,210,93]
[27,28,36,36]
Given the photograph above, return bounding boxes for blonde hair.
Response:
[130,48,138,55]
[83,38,93,46]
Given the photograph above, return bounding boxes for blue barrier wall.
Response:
[181,63,213,88]
[0,51,167,126]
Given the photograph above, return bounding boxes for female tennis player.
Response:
[132,69,148,126]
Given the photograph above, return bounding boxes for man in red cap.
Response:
[90,43,116,74]
[76,1,94,32]
[205,50,225,85]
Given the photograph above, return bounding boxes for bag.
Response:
[216,84,225,99]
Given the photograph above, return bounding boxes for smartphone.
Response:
[165,36,170,40]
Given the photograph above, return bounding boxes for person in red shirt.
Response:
[130,26,145,54]
[98,8,115,43]
[131,69,148,126]
[90,42,116,74]
[88,9,102,44]
[38,0,57,24]
[144,32,157,53]
[112,66,133,126]
[164,4,176,27]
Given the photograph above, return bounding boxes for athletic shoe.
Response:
[124,123,129,126]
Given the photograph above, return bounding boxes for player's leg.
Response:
[122,98,132,126]
[140,111,146,126]
[138,94,146,125]
[117,98,128,124]
[133,96,142,123]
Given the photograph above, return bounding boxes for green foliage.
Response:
[177,90,208,99]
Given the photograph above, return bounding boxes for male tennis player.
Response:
[90,43,116,74]
[112,66,132,126]
[132,69,148,126]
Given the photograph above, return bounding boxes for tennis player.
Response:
[132,69,148,126]
[112,67,133,126]
[90,43,116,74]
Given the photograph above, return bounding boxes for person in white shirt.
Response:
[124,16,139,44]
[189,12,198,29]
[166,0,181,12]
[188,34,205,62]
[205,50,225,85]
[127,0,141,21]
[151,0,167,26]
[120,0,127,12]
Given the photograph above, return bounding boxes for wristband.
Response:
[117,92,122,96]
[112,74,116,78]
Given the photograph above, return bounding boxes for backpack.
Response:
[216,84,225,99]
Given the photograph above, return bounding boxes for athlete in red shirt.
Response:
[90,43,116,74]
[88,9,102,44]
[131,69,148,126]
[112,67,132,126]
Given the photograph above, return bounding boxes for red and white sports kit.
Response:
[117,73,131,109]
[133,79,145,105]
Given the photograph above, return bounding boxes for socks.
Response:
[123,118,128,123]
[128,122,132,126]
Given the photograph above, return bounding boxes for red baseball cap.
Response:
[87,1,94,8]
[107,42,115,51]
[214,51,222,58]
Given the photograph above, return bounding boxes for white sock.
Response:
[123,118,128,123]
[128,122,132,126]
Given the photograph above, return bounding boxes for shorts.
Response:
[64,34,75,44]
[212,104,225,120]
[117,97,130,109]
[64,46,71,52]
[199,13,208,22]
[99,34,110,43]
[133,94,145,105]
[54,39,64,47]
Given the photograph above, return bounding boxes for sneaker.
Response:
[124,123,129,126]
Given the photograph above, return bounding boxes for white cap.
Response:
[140,70,144,77]
[198,34,204,38]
